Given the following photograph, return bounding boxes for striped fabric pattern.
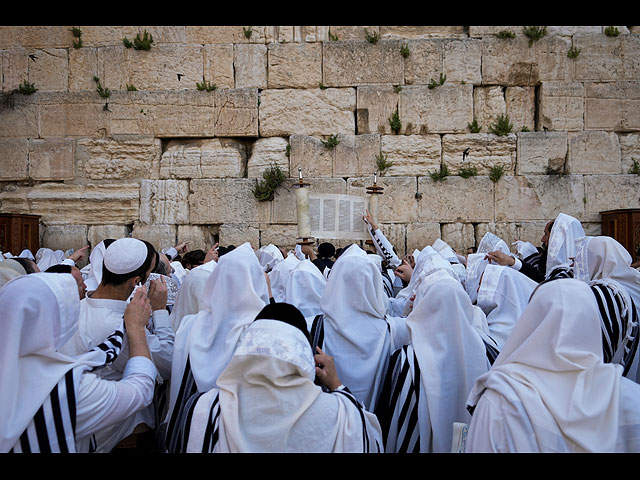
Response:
[164,357,199,453]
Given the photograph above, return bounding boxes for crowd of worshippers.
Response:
[3,209,640,454]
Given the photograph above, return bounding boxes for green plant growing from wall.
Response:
[568,45,581,59]
[604,26,620,37]
[400,42,410,58]
[489,114,513,136]
[16,80,37,95]
[545,165,566,176]
[70,27,83,48]
[243,27,253,39]
[375,151,393,175]
[459,166,478,178]
[523,26,546,47]
[365,29,379,44]
[319,83,327,90]
[252,163,286,202]
[126,84,137,91]
[196,80,217,92]
[430,164,450,182]
[123,30,154,50]
[321,134,340,149]
[428,73,446,89]
[489,164,505,183]
[329,30,339,41]
[393,85,402,93]
[520,125,531,132]
[285,144,291,158]
[496,30,516,39]
[389,110,401,134]
[629,159,640,175]
[93,76,110,98]
[468,119,481,133]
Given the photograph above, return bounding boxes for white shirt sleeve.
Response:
[61,258,76,266]
[74,356,157,440]
[147,309,175,381]
[509,257,522,271]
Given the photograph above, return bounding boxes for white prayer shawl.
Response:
[256,244,284,272]
[512,240,538,260]
[294,244,306,261]
[83,241,109,292]
[465,253,489,304]
[36,248,64,271]
[170,260,188,284]
[432,238,458,263]
[268,252,300,302]
[476,264,538,349]
[0,258,26,288]
[320,245,409,411]
[169,266,213,332]
[184,320,382,453]
[283,259,327,330]
[0,273,125,452]
[406,269,492,453]
[466,279,640,453]
[545,212,585,277]
[18,249,35,260]
[477,232,510,255]
[168,242,269,408]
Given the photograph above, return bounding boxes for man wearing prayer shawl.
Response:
[57,237,174,452]
[161,242,270,452]
[375,251,499,453]
[315,245,410,412]
[283,258,327,331]
[0,258,28,288]
[465,279,640,453]
[166,302,383,453]
[267,249,300,302]
[0,273,157,453]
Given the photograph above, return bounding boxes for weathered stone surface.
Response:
[323,40,404,87]
[125,44,204,91]
[160,138,247,179]
[441,222,476,253]
[26,48,68,92]
[334,134,380,177]
[538,81,585,131]
[417,176,495,223]
[87,225,131,248]
[80,26,186,48]
[375,223,406,256]
[96,46,129,92]
[619,133,640,174]
[0,138,28,180]
[259,88,356,137]
[443,133,516,175]
[495,175,585,222]
[324,27,378,42]
[380,134,440,176]
[402,39,442,86]
[406,222,441,253]
[31,92,109,137]
[473,86,506,134]
[573,34,624,82]
[289,135,334,177]
[41,224,88,253]
[28,138,74,180]
[0,93,38,137]
[382,26,466,39]
[400,84,473,134]
[77,136,160,180]
[186,26,265,45]
[469,26,600,38]
[585,81,640,131]
[214,87,259,137]
[1,48,29,92]
[0,26,74,48]
[176,225,217,252]
[516,131,568,175]
[584,174,640,222]
[140,179,189,225]
[259,224,299,251]
[189,178,270,224]
[69,47,98,92]
[568,131,621,174]
[443,39,482,85]
[356,85,399,135]
[234,44,267,89]
[272,177,346,224]
[516,221,548,246]
[218,224,260,248]
[348,176,419,224]
[247,137,290,178]
[132,223,177,252]
[267,43,322,89]
[0,183,140,225]
[506,86,535,132]
[204,44,234,89]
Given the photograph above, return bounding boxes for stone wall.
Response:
[2,25,640,257]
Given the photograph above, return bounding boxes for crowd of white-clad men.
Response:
[2,209,640,454]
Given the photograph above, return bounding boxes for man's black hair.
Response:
[254,302,312,347]
[101,239,156,286]
[45,264,73,274]
[11,257,38,274]
[181,249,206,268]
[318,242,335,259]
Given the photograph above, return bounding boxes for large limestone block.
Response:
[403,39,443,86]
[442,133,516,175]
[69,47,98,92]
[322,40,404,87]
[28,138,74,180]
[494,175,585,222]
[620,133,640,173]
[26,48,68,92]
[176,225,217,252]
[400,84,473,134]
[214,87,259,137]
[516,221,548,247]
[189,178,271,225]
[37,92,111,137]
[186,26,266,45]
[324,27,379,42]
[441,222,476,253]
[77,136,160,180]
[160,138,247,179]
[348,176,419,224]
[218,224,260,249]
[585,81,640,131]
[584,174,640,222]
[272,177,346,224]
[417,176,494,223]
[95,46,129,92]
[234,43,267,89]
[516,131,568,175]
[0,138,28,180]
[621,35,640,80]
[0,92,38,137]
[289,135,334,177]
[41,224,88,252]
[568,131,621,174]
[506,86,535,132]
[381,26,466,39]
[259,88,356,137]
[87,225,131,248]
[443,39,482,85]
[80,26,186,48]
[333,134,380,177]
[247,137,290,178]
[538,81,585,131]
[469,26,600,38]
[0,26,73,48]
[473,86,506,133]
[406,222,441,254]
[125,44,205,91]
[0,183,140,225]
[259,224,299,251]
[2,48,29,92]
[267,42,322,88]
[380,134,441,176]
[140,179,190,225]
[204,44,234,89]
[356,85,399,135]
[132,223,177,252]
[573,34,624,82]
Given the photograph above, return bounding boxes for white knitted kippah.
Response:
[103,238,148,274]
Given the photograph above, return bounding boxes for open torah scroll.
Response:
[308,193,370,241]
